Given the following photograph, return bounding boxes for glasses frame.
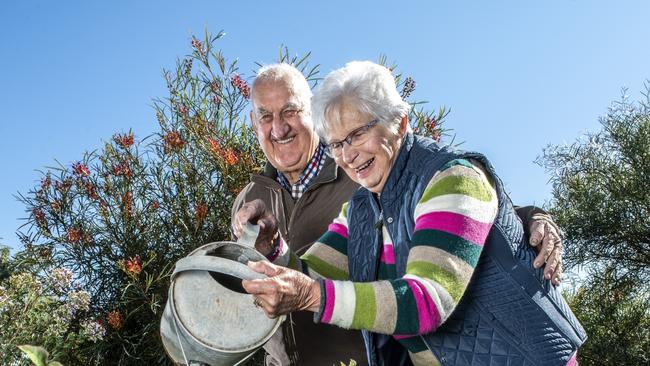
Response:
[325,119,380,157]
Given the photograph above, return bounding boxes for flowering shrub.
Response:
[0,266,98,365]
[8,32,447,365]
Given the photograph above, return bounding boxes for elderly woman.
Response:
[238,61,585,366]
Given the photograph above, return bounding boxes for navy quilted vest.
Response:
[347,134,586,366]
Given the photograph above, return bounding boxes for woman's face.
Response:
[326,98,406,194]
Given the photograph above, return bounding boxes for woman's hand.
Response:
[242,261,321,318]
[232,199,279,256]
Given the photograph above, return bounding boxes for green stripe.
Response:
[287,253,301,271]
[390,280,421,335]
[351,283,377,329]
[341,202,349,219]
[396,336,429,353]
[441,158,474,171]
[407,261,465,301]
[410,229,483,267]
[419,174,492,203]
[318,231,348,256]
[300,254,349,280]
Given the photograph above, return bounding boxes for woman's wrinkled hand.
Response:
[242,261,321,318]
[232,199,279,256]
[528,213,564,286]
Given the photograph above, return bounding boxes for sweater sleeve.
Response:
[315,159,498,335]
[267,203,351,280]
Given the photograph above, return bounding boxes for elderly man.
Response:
[232,63,563,366]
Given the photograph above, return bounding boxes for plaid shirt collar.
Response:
[276,143,326,199]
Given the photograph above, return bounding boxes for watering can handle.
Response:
[171,255,268,282]
[237,223,260,248]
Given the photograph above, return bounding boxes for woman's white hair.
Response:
[252,63,313,113]
[311,61,411,140]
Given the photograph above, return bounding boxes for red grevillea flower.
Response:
[191,37,205,55]
[41,176,51,191]
[73,162,91,177]
[151,200,160,210]
[107,310,124,330]
[55,180,72,193]
[112,162,133,178]
[67,227,83,244]
[164,130,185,152]
[122,191,133,217]
[230,74,250,99]
[33,208,46,226]
[85,182,99,200]
[123,255,142,276]
[113,132,134,148]
[195,203,209,221]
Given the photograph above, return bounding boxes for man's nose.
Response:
[271,117,291,139]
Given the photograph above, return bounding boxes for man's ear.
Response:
[249,110,259,136]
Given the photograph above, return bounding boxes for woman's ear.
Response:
[398,114,409,136]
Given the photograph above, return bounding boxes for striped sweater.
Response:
[271,159,498,365]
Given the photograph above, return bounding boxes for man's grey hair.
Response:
[252,63,313,113]
[311,61,411,140]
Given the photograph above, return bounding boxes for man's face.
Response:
[252,78,319,182]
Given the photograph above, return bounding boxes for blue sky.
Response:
[1,1,649,250]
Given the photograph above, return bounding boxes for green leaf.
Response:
[48,362,64,366]
[18,345,48,366]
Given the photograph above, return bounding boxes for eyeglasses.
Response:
[325,119,380,157]
[256,108,303,125]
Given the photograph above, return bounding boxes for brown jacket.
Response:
[232,157,367,366]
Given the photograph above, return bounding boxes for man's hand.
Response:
[528,213,564,286]
[242,260,321,318]
[233,199,279,256]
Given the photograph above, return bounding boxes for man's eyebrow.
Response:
[282,102,301,110]
[256,107,271,115]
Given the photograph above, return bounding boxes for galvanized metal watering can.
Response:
[161,225,285,365]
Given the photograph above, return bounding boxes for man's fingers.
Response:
[551,262,563,286]
[544,246,561,280]
[529,220,545,247]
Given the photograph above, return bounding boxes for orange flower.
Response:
[223,148,238,166]
[107,310,124,330]
[123,255,142,276]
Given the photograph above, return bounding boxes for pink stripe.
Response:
[405,278,441,333]
[381,244,395,264]
[328,222,348,239]
[266,237,285,262]
[566,352,578,366]
[392,334,417,340]
[320,280,336,324]
[414,211,491,245]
